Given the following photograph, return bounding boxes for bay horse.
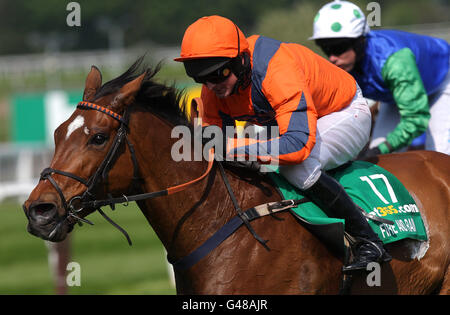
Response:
[23,59,450,294]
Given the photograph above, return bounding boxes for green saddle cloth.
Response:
[267,161,428,245]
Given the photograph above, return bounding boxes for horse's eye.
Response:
[90,133,108,146]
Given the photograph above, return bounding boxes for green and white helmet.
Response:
[310,0,370,40]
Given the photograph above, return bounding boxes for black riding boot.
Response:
[302,172,391,272]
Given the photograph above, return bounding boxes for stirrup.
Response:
[342,236,391,273]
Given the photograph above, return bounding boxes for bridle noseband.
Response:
[38,100,275,270]
[39,101,214,245]
[39,101,140,244]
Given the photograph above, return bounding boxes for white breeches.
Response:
[279,84,371,190]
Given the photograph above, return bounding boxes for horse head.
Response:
[23,62,147,243]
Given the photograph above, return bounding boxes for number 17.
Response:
[360,174,398,204]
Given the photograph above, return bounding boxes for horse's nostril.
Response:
[30,202,58,221]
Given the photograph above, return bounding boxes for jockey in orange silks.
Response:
[175,15,391,272]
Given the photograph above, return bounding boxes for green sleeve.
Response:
[380,48,430,153]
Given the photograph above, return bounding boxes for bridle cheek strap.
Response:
[41,101,216,245]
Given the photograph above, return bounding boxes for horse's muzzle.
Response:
[23,201,73,242]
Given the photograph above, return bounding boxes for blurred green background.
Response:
[1,0,449,55]
[0,201,176,294]
[0,0,448,294]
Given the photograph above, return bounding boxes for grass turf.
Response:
[0,201,176,294]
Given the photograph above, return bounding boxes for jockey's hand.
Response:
[228,160,261,172]
[241,161,261,172]
[360,146,381,159]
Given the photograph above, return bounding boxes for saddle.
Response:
[266,160,428,251]
[170,98,428,274]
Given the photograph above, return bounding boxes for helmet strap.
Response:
[352,36,366,74]
[230,53,251,95]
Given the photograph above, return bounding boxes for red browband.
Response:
[77,102,125,123]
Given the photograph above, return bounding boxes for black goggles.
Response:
[318,40,355,57]
[193,64,232,84]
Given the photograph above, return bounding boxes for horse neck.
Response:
[128,109,235,256]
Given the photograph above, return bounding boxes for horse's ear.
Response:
[83,66,102,102]
[110,72,146,113]
[189,98,200,127]
[190,97,207,128]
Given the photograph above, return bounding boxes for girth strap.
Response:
[168,198,307,270]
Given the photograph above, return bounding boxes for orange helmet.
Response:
[174,15,249,62]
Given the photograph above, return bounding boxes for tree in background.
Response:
[0,0,295,54]
[252,0,450,54]
[0,0,448,56]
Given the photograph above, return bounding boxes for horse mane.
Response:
[94,56,190,127]
[93,57,275,186]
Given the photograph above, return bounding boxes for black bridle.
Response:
[38,101,215,245]
[38,100,279,269]
[39,102,140,245]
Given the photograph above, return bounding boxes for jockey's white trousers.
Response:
[278,84,371,190]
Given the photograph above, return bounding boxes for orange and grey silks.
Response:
[199,35,357,165]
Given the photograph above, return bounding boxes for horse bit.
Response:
[38,101,215,245]
[36,102,139,244]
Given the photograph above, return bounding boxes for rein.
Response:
[40,101,214,245]
[41,101,298,270]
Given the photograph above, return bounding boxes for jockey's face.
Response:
[328,48,357,72]
[204,72,238,98]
